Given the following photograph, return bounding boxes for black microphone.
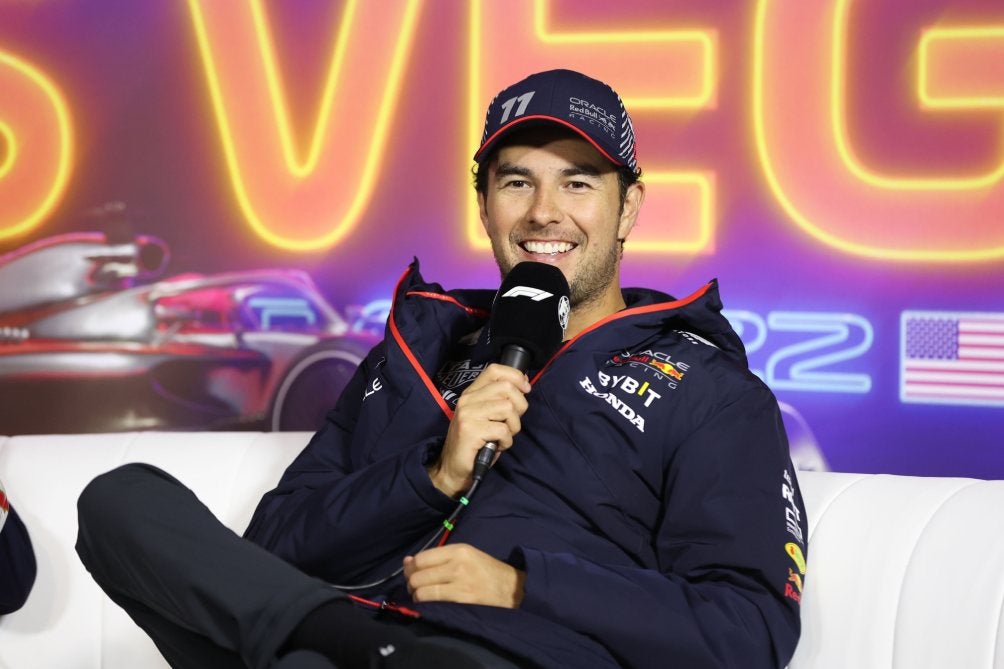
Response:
[472,262,570,481]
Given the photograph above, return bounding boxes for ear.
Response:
[477,190,490,231]
[617,180,645,241]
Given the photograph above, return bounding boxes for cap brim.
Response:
[473,115,625,168]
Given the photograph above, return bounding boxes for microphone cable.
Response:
[329,476,484,591]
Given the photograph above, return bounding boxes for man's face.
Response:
[477,129,643,313]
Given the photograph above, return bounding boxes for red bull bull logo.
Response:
[787,568,803,593]
[609,353,686,381]
[648,359,684,380]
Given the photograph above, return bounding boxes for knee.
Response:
[79,463,156,518]
[76,463,169,555]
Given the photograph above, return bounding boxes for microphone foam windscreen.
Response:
[488,262,571,367]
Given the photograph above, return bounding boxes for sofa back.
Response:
[0,431,308,668]
[1,431,1003,668]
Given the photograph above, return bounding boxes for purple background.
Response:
[0,0,1001,478]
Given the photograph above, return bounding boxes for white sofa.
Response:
[1,431,1002,668]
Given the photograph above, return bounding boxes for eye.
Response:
[502,179,529,189]
[566,180,592,190]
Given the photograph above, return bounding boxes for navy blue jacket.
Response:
[1,504,37,615]
[246,261,807,668]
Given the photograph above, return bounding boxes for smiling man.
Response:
[474,71,645,340]
[477,127,641,340]
[77,69,807,669]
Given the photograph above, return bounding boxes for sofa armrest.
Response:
[791,470,1004,668]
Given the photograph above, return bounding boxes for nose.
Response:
[527,187,562,226]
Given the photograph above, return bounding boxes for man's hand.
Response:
[428,363,530,497]
[403,544,525,609]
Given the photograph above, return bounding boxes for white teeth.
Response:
[524,241,573,255]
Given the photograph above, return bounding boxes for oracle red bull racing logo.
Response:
[607,350,689,389]
[610,354,685,380]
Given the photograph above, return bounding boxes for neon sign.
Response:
[0,50,73,242]
[754,0,1004,262]
[186,0,421,251]
[0,1,1001,262]
[467,0,718,254]
[726,310,874,394]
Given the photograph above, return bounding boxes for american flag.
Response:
[900,311,1004,407]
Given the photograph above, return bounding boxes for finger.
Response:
[410,544,461,569]
[406,560,463,600]
[449,412,513,451]
[402,555,416,579]
[410,583,453,603]
[468,396,524,422]
[455,385,527,416]
[459,370,530,403]
[502,408,523,440]
[450,398,521,442]
[480,424,515,456]
[406,562,454,592]
[481,363,531,393]
[502,387,529,416]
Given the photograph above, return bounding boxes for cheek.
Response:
[483,221,511,248]
[584,207,624,243]
[484,203,522,238]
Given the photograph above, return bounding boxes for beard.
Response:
[491,230,622,310]
[566,237,620,309]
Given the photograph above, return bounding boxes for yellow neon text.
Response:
[467,0,718,254]
[0,50,73,242]
[753,0,1004,262]
[833,7,1004,190]
[187,0,421,251]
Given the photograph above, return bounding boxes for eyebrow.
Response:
[494,162,605,180]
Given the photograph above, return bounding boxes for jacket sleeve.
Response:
[1,504,38,615]
[512,385,806,669]
[243,342,457,584]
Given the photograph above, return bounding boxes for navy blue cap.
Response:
[474,69,639,175]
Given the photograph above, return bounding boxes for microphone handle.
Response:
[499,344,533,373]
[472,344,532,481]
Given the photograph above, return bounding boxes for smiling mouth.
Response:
[520,240,576,255]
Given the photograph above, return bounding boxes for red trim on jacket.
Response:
[391,265,713,415]
[387,268,455,419]
[405,291,490,319]
[530,281,714,384]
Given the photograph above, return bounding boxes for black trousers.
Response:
[76,463,525,669]
[76,463,344,669]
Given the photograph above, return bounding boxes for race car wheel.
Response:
[269,342,367,432]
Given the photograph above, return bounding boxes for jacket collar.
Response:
[391,261,748,383]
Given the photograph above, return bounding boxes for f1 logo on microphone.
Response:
[501,286,553,301]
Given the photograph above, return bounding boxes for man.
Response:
[77,69,806,668]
